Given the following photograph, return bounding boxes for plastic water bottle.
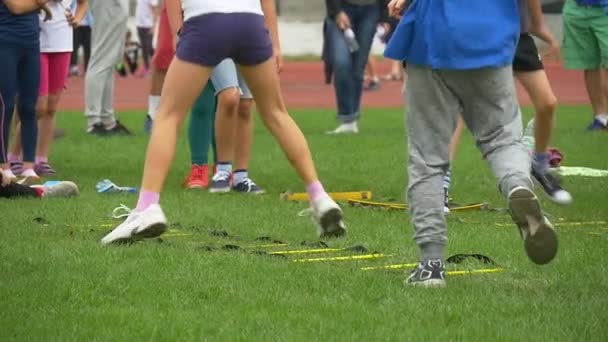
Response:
[344,28,359,53]
[522,118,535,155]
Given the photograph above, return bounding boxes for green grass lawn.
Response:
[1,106,607,341]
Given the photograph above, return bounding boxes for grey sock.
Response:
[420,243,445,262]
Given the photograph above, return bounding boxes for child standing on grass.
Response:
[386,0,558,288]
[9,0,89,177]
[101,0,346,245]
[0,0,50,185]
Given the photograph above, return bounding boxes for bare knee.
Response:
[237,100,253,120]
[218,88,240,117]
[534,94,558,119]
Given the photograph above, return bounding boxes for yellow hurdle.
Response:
[281,190,373,202]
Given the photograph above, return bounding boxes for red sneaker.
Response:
[184,164,209,189]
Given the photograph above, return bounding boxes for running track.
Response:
[61,60,588,112]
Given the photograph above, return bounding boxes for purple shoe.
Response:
[10,161,23,176]
[35,162,56,176]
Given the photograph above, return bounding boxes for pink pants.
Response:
[39,52,71,97]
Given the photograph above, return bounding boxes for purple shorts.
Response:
[176,13,273,67]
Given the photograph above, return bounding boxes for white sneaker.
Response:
[18,168,40,186]
[326,122,359,134]
[101,204,168,245]
[310,194,346,238]
[42,181,79,198]
[507,186,558,265]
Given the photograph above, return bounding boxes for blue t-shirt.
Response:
[0,1,40,47]
[385,0,521,70]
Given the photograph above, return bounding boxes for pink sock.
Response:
[35,156,48,164]
[135,190,160,211]
[306,181,326,202]
[7,153,19,162]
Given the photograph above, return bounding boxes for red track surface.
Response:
[61,60,588,112]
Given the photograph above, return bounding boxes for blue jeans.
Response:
[326,3,379,123]
[0,43,40,164]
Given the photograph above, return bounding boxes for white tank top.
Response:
[39,0,74,53]
[181,0,263,21]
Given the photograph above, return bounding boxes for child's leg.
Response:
[450,67,533,196]
[214,89,240,166]
[0,46,19,172]
[448,66,556,265]
[140,58,214,196]
[211,59,242,170]
[515,70,557,166]
[189,83,217,166]
[403,65,460,263]
[449,117,465,162]
[239,59,318,185]
[17,47,41,172]
[234,99,254,172]
[37,52,71,171]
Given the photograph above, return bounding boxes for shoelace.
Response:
[190,166,206,180]
[212,170,230,182]
[239,177,257,190]
[112,204,133,219]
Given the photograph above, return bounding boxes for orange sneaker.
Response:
[184,164,209,189]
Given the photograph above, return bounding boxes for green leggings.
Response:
[189,84,217,165]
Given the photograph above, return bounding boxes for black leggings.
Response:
[71,26,92,71]
[137,27,154,70]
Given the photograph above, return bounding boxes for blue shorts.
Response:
[210,59,253,99]
[176,12,273,67]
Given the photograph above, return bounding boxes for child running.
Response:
[1,0,50,184]
[386,0,558,287]
[9,0,89,177]
[443,0,572,212]
[101,0,346,244]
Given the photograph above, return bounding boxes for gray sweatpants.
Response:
[84,0,129,129]
[405,65,533,261]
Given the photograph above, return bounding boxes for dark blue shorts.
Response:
[176,13,273,67]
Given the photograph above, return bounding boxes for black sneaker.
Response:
[88,123,109,136]
[233,177,265,194]
[209,170,231,193]
[405,259,446,288]
[107,121,132,135]
[531,168,573,205]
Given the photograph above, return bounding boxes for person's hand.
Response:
[36,0,49,6]
[388,0,407,19]
[273,49,283,73]
[65,10,79,27]
[335,11,351,30]
[40,3,52,22]
[542,37,561,60]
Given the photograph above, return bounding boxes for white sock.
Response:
[148,95,161,120]
[595,114,608,125]
[233,170,248,184]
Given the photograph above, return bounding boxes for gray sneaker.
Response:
[508,186,558,265]
[232,177,265,194]
[405,260,446,288]
[209,170,231,193]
